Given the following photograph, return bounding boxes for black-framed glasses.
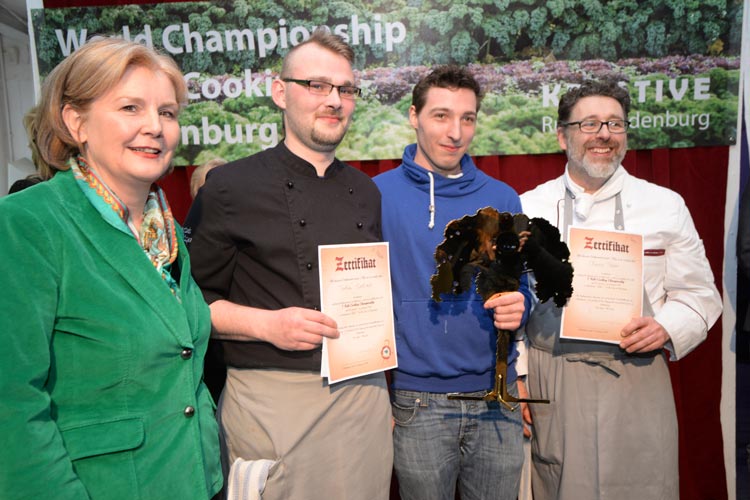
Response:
[560,119,630,134]
[282,78,362,100]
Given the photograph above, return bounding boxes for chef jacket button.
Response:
[180,347,193,360]
[299,219,306,226]
[287,181,294,189]
[184,406,195,418]
[357,222,363,229]
[306,262,313,270]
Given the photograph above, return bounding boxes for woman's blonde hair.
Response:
[34,37,187,173]
[21,105,50,179]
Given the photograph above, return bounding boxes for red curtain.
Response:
[161,145,728,499]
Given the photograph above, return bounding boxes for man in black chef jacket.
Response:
[184,29,392,500]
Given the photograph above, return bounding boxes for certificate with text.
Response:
[560,227,643,344]
[319,242,397,384]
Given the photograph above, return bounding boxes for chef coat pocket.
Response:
[643,249,667,292]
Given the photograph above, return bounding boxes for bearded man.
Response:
[519,80,721,500]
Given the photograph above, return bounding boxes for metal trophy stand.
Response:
[430,207,574,411]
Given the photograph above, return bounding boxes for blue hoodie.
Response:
[374,144,531,393]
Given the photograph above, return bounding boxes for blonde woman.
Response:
[0,38,222,499]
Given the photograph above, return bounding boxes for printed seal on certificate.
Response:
[381,340,392,360]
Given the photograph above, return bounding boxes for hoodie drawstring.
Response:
[428,171,435,229]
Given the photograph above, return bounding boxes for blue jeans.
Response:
[391,387,524,500]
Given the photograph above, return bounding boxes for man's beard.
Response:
[312,128,345,150]
[579,157,620,179]
[572,137,626,179]
[311,119,348,151]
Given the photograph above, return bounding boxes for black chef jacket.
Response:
[184,142,382,371]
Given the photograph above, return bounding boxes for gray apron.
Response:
[525,190,678,500]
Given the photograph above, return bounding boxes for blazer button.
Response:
[299,219,306,226]
[184,406,195,418]
[287,181,294,189]
[306,263,313,270]
[357,222,363,229]
[181,347,193,360]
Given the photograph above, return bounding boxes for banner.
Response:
[29,0,743,164]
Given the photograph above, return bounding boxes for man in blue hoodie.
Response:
[374,66,531,500]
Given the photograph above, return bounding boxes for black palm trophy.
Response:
[430,207,574,410]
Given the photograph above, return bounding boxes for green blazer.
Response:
[0,170,222,499]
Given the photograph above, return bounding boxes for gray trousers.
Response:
[218,368,393,500]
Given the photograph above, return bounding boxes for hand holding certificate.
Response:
[318,242,397,384]
[561,227,643,344]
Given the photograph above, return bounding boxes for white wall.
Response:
[0,21,35,196]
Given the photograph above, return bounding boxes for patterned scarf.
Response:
[70,156,181,299]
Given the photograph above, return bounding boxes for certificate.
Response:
[319,242,397,384]
[560,227,643,344]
